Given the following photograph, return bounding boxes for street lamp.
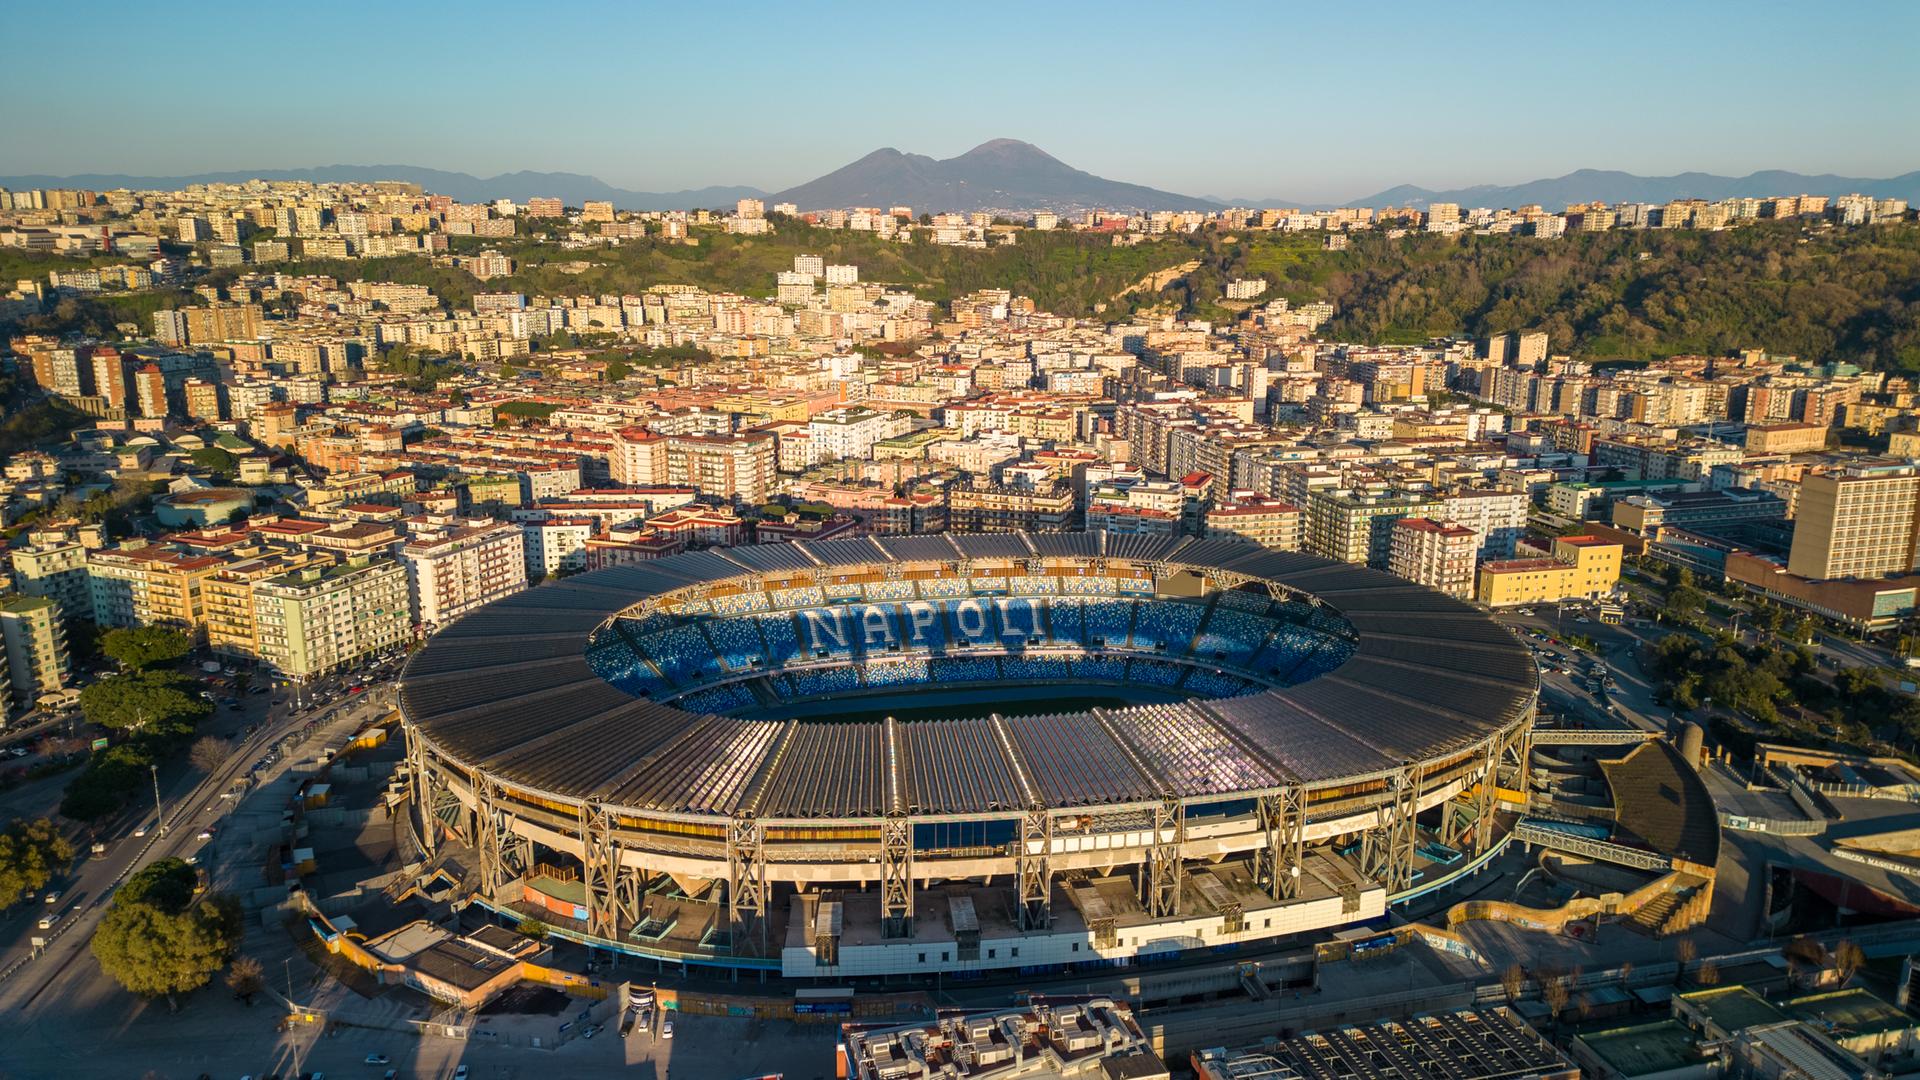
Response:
[150,764,168,836]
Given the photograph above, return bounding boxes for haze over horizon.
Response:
[5,0,1917,203]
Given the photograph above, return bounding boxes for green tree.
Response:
[188,446,236,476]
[0,818,75,907]
[100,626,193,670]
[91,865,239,1009]
[79,670,209,733]
[516,916,549,941]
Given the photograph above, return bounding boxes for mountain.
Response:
[1335,167,1920,210]
[773,139,1221,214]
[0,165,764,212]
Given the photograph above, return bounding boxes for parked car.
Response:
[363,1055,389,1065]
[662,1018,673,1039]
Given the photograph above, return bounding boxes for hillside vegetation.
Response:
[1182,222,1920,368]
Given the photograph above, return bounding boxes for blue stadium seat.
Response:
[1001,655,1073,681]
[1190,608,1273,666]
[861,657,931,687]
[677,683,754,715]
[1046,597,1085,645]
[1125,658,1184,687]
[703,618,766,671]
[1129,600,1205,651]
[928,657,1001,683]
[638,625,715,685]
[789,666,861,696]
[1082,599,1134,645]
[1073,655,1128,682]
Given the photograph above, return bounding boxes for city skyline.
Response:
[4,0,1918,204]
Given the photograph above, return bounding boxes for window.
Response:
[1010,947,1019,958]
[917,952,925,963]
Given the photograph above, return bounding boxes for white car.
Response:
[133,825,148,838]
[43,890,60,905]
[662,1018,673,1039]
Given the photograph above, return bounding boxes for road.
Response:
[0,673,398,1001]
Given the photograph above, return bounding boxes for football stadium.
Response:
[398,532,1538,978]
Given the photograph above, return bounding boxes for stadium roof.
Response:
[400,531,1537,820]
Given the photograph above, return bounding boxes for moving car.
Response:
[363,1055,389,1065]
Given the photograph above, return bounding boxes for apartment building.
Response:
[0,595,70,715]
[401,518,528,629]
[1306,489,1437,568]
[1203,493,1304,551]
[251,556,411,680]
[948,481,1075,533]
[1436,489,1529,559]
[1787,463,1920,581]
[86,545,229,632]
[661,433,775,504]
[521,517,595,578]
[203,549,329,663]
[9,536,92,627]
[1387,518,1477,599]
[1478,535,1624,607]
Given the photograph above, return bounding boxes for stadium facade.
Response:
[399,532,1537,978]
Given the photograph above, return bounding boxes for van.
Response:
[38,912,56,930]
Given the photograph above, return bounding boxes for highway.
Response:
[0,672,398,1008]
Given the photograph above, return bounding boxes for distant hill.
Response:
[1333,168,1920,210]
[773,140,1221,214]
[0,165,765,212]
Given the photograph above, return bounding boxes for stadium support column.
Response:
[725,814,767,950]
[1474,737,1500,855]
[1146,795,1185,918]
[475,776,531,899]
[580,803,622,940]
[881,812,914,939]
[1018,807,1053,930]
[1359,764,1419,894]
[1255,786,1304,901]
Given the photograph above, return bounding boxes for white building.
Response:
[400,518,528,631]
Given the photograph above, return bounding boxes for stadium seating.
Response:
[864,579,915,601]
[639,624,714,684]
[1183,668,1257,698]
[1000,655,1074,681]
[710,590,770,616]
[704,618,766,671]
[929,657,1001,683]
[789,666,861,696]
[1073,655,1128,682]
[1125,658,1184,687]
[756,612,804,665]
[1082,599,1134,645]
[1190,607,1273,666]
[1129,600,1205,651]
[861,657,931,687]
[677,683,754,715]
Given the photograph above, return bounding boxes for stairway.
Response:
[1627,891,1681,936]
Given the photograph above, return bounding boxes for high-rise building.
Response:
[9,537,92,627]
[133,364,167,417]
[400,518,528,630]
[1388,518,1478,599]
[0,595,70,715]
[1306,489,1438,568]
[251,556,411,681]
[1787,463,1920,580]
[662,433,775,504]
[949,481,1075,533]
[1202,493,1304,551]
[204,550,328,663]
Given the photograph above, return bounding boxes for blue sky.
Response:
[3,0,1917,202]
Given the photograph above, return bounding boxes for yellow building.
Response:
[1477,535,1623,607]
[204,550,329,662]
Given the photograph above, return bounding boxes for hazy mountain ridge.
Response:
[770,140,1221,213]
[1333,167,1920,210]
[7,158,1917,215]
[0,165,766,212]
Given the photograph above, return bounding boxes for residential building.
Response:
[9,536,92,627]
[1203,492,1304,551]
[251,555,411,680]
[661,433,775,504]
[1477,535,1624,607]
[949,481,1075,533]
[204,550,328,663]
[1388,518,1478,599]
[400,518,528,630]
[0,595,69,715]
[1306,489,1437,568]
